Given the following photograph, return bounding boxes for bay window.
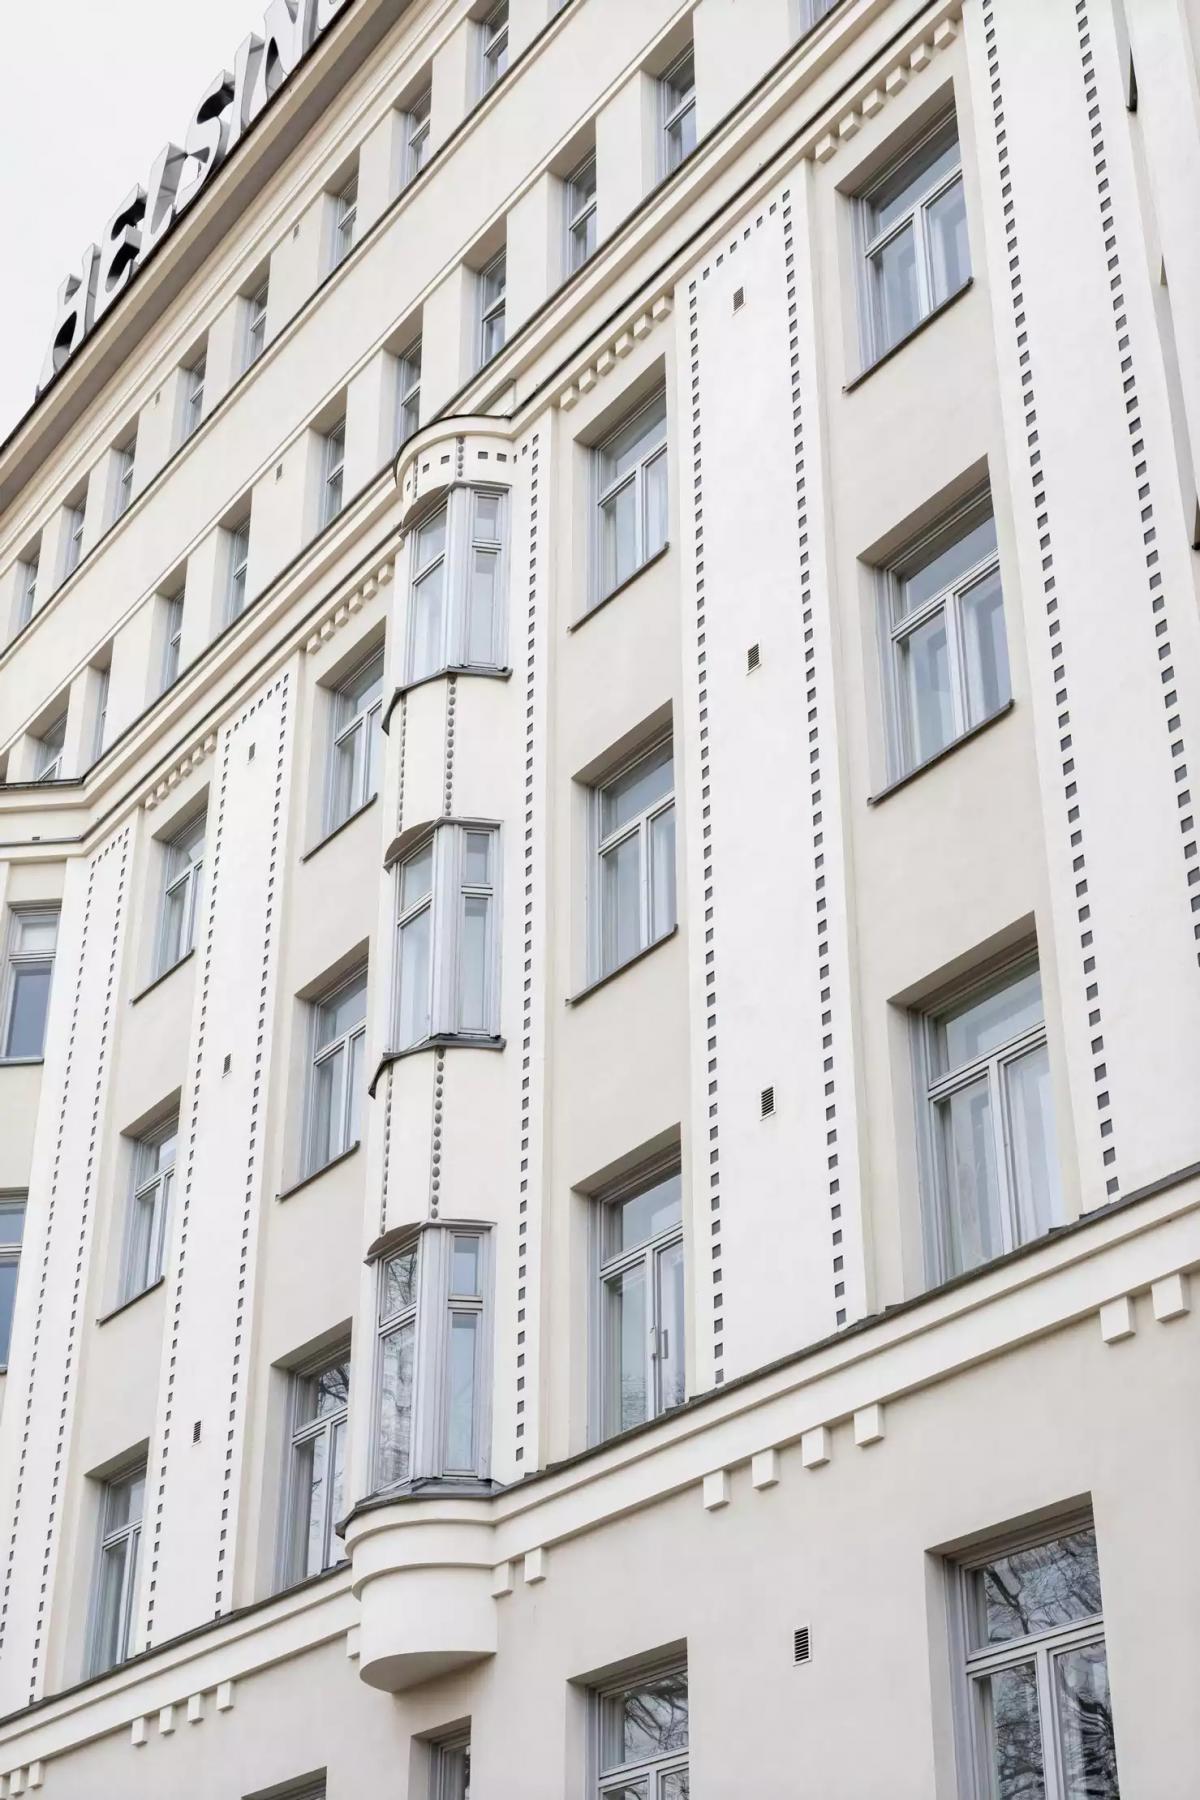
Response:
[407,488,507,684]
[394,825,499,1050]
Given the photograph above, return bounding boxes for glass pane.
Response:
[974,1530,1103,1647]
[600,394,667,486]
[1055,1642,1119,1799]
[644,447,668,561]
[94,1538,131,1671]
[0,1261,19,1364]
[602,1786,647,1800]
[978,1662,1045,1800]
[381,1246,419,1319]
[608,1169,682,1256]
[330,1418,347,1561]
[445,1312,478,1470]
[898,605,954,764]
[656,1238,685,1413]
[604,1261,647,1435]
[463,831,491,886]
[398,907,432,1047]
[415,509,447,571]
[126,1190,157,1296]
[318,975,367,1047]
[649,805,676,942]
[460,894,490,1032]
[15,915,57,954]
[450,1235,481,1297]
[366,704,381,802]
[0,1202,24,1246]
[378,1318,415,1487]
[870,223,920,350]
[482,308,505,361]
[936,1078,1001,1277]
[348,1031,365,1147]
[411,562,445,680]
[160,883,187,971]
[661,1776,690,1800]
[330,722,363,826]
[601,744,673,837]
[666,102,697,167]
[868,126,960,236]
[439,1742,471,1800]
[1005,1042,1060,1246]
[474,493,502,542]
[938,969,1044,1073]
[297,1430,329,1577]
[401,843,434,911]
[961,567,1010,725]
[467,547,498,664]
[600,478,638,596]
[614,1671,689,1763]
[314,1361,350,1419]
[5,964,51,1057]
[310,1049,343,1169]
[601,835,643,975]
[898,513,998,615]
[927,174,970,307]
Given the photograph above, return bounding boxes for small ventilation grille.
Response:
[747,642,761,672]
[760,1086,775,1119]
[733,286,746,311]
[793,1625,812,1665]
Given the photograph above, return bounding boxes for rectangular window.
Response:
[333,177,358,268]
[594,390,668,603]
[596,1161,684,1439]
[394,825,500,1050]
[182,355,206,442]
[327,650,384,832]
[34,713,67,782]
[226,519,251,622]
[245,280,270,368]
[860,115,969,361]
[592,738,676,980]
[91,667,110,763]
[396,340,422,448]
[2,908,59,1061]
[321,421,346,528]
[478,251,507,367]
[158,814,206,976]
[480,1,509,94]
[306,968,368,1175]
[161,590,185,692]
[377,1239,419,1488]
[882,495,1009,777]
[431,1733,471,1800]
[957,1523,1118,1799]
[407,488,507,683]
[405,87,431,181]
[113,441,136,521]
[661,49,697,174]
[918,956,1061,1282]
[121,1121,177,1303]
[62,504,86,580]
[89,1466,145,1675]
[797,0,840,30]
[284,1354,350,1585]
[16,553,39,630]
[594,1661,689,1798]
[567,153,598,273]
[0,1195,27,1367]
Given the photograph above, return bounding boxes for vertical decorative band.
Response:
[515,430,540,1460]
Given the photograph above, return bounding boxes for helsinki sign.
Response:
[37,0,351,399]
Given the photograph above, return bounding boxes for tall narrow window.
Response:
[91,668,110,763]
[306,969,367,1174]
[121,1121,177,1302]
[62,504,86,579]
[89,1466,145,1674]
[405,88,432,181]
[245,279,270,368]
[396,340,422,448]
[407,489,507,683]
[2,909,59,1061]
[328,651,384,831]
[226,519,251,622]
[594,1662,689,1798]
[396,839,434,1050]
[883,496,1009,776]
[593,739,676,979]
[480,1,509,94]
[957,1523,1119,1799]
[182,354,206,442]
[161,590,185,692]
[594,390,668,602]
[661,49,697,173]
[321,421,346,528]
[158,814,206,976]
[113,440,136,521]
[0,1196,27,1367]
[284,1355,350,1584]
[333,176,358,267]
[478,251,507,367]
[567,153,598,273]
[376,1240,419,1488]
[16,553,39,630]
[432,1733,471,1800]
[34,713,67,782]
[394,826,500,1049]
[919,957,1060,1281]
[597,1161,684,1439]
[860,115,969,359]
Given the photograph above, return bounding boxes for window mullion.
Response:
[987,1054,1018,1255]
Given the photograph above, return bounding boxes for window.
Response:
[394,825,499,1049]
[113,440,136,521]
[431,1733,471,1800]
[882,496,1009,777]
[161,590,185,692]
[157,814,206,975]
[226,519,251,622]
[333,176,358,268]
[596,1161,684,1439]
[91,668,110,763]
[918,957,1061,1282]
[62,503,85,579]
[375,1226,489,1489]
[0,1196,26,1367]
[594,1661,689,1798]
[957,1523,1118,1799]
[594,390,668,602]
[34,713,67,782]
[408,489,506,683]
[567,153,598,273]
[478,251,507,367]
[396,340,422,448]
[15,553,39,630]
[182,354,206,442]
[89,1466,145,1674]
[306,969,367,1174]
[2,908,58,1061]
[661,49,697,174]
[405,87,431,181]
[328,651,384,831]
[245,280,270,368]
[480,1,509,94]
[592,738,676,979]
[321,420,346,528]
[121,1121,177,1302]
[860,115,969,359]
[283,1354,350,1585]
[797,0,840,30]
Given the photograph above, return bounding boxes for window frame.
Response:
[332,176,358,268]
[566,152,598,273]
[16,553,39,629]
[226,519,251,623]
[396,339,422,449]
[245,280,270,368]
[591,389,669,608]
[304,966,368,1177]
[431,1731,471,1800]
[1,907,59,1063]
[857,113,968,364]
[326,649,384,834]
[182,355,206,443]
[405,487,508,684]
[589,736,677,982]
[592,1155,685,1443]
[113,441,136,522]
[161,590,185,692]
[393,823,501,1050]
[281,1349,351,1588]
[34,712,67,782]
[91,666,110,763]
[404,87,432,182]
[480,0,509,95]
[0,1193,27,1369]
[156,813,206,978]
[321,420,347,529]
[62,503,86,580]
[119,1118,178,1304]
[87,1464,145,1676]
[660,48,697,175]
[478,250,507,367]
[591,1656,690,1799]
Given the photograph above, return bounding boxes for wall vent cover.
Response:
[747,642,761,672]
[733,286,746,311]
[760,1085,775,1118]
[793,1625,811,1665]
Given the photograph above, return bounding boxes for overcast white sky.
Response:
[0,0,262,440]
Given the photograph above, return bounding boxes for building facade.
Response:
[0,0,1198,1792]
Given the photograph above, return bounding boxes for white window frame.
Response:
[226,519,251,623]
[157,814,206,977]
[396,340,422,448]
[161,590,185,692]
[326,650,384,833]
[393,824,501,1050]
[590,737,676,981]
[954,1518,1117,1800]
[593,1156,685,1443]
[88,1465,145,1676]
[281,1350,351,1588]
[332,176,358,268]
[591,1658,690,1799]
[304,967,368,1176]
[245,280,270,368]
[566,152,598,273]
[660,48,697,175]
[113,441,136,521]
[431,1731,471,1800]
[592,390,669,607]
[405,488,508,684]
[321,420,347,529]
[404,87,431,182]
[478,250,507,367]
[120,1120,177,1304]
[62,503,86,579]
[1,907,59,1063]
[91,667,110,763]
[182,354,206,442]
[0,1193,27,1369]
[480,0,509,95]
[16,553,39,630]
[858,114,967,363]
[34,712,67,782]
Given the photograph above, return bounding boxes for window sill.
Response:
[0,1056,45,1069]
[97,1277,165,1327]
[130,948,196,1006]
[276,1140,361,1203]
[566,926,679,1007]
[300,796,378,863]
[568,544,671,633]
[844,278,974,394]
[867,700,1014,806]
[382,665,512,733]
[367,1033,505,1097]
